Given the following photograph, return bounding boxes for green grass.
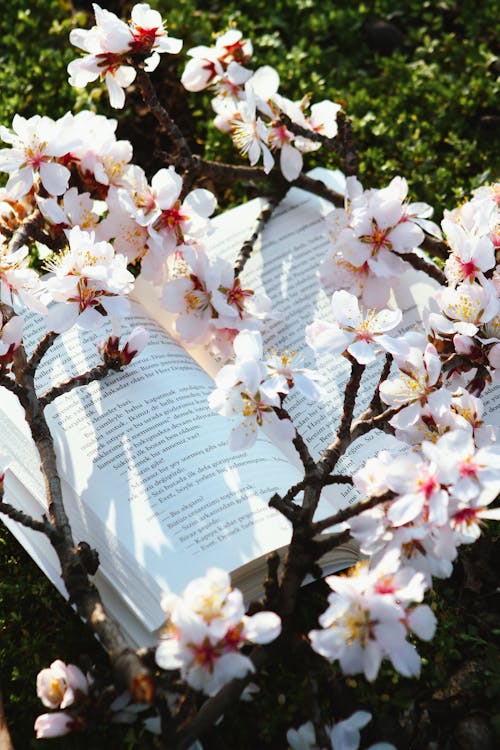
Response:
[1,0,499,747]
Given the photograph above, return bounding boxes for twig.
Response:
[0,500,58,538]
[7,207,44,254]
[39,362,123,409]
[320,474,353,487]
[312,490,395,534]
[293,173,344,206]
[135,69,192,162]
[316,357,365,478]
[422,233,449,262]
[367,352,393,416]
[350,402,405,442]
[274,406,316,473]
[269,492,301,523]
[0,373,25,400]
[27,331,59,374]
[399,251,447,286]
[234,184,288,276]
[278,113,345,154]
[10,339,153,702]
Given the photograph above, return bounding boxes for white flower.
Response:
[208,330,295,450]
[129,3,182,72]
[34,713,76,739]
[0,115,72,198]
[330,711,372,750]
[68,4,135,108]
[306,290,401,364]
[44,226,134,332]
[36,659,88,710]
[231,83,274,173]
[156,568,280,696]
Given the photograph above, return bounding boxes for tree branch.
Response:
[313,490,395,534]
[399,251,447,286]
[39,362,123,410]
[234,183,288,276]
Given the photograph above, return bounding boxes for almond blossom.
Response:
[0,243,47,313]
[44,226,134,332]
[379,343,442,427]
[0,114,73,199]
[181,29,252,92]
[34,713,79,739]
[230,83,274,173]
[309,553,436,681]
[208,330,295,450]
[424,429,500,502]
[98,326,149,366]
[306,290,401,364]
[128,3,182,72]
[68,4,182,108]
[442,222,495,286]
[36,660,88,710]
[156,568,281,696]
[146,167,217,263]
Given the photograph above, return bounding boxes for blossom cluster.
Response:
[155,567,281,696]
[426,182,500,393]
[319,175,439,307]
[68,3,182,108]
[208,329,320,449]
[0,107,266,353]
[181,29,342,180]
[288,712,395,750]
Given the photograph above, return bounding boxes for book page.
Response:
[2,305,300,628]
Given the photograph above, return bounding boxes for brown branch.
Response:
[27,331,59,374]
[274,406,316,473]
[7,207,44,253]
[313,528,353,557]
[269,492,301,523]
[9,342,153,702]
[316,357,365,479]
[422,233,449,262]
[321,474,353,487]
[313,490,396,534]
[367,352,393,416]
[234,184,288,276]
[336,110,359,176]
[399,251,447,286]
[279,113,345,154]
[0,500,57,538]
[135,69,192,162]
[0,373,25,401]
[350,402,405,442]
[292,173,344,206]
[39,362,123,409]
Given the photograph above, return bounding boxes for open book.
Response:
[0,169,440,647]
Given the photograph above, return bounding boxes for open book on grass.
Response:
[0,168,439,647]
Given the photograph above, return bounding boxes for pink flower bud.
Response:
[34,712,74,738]
[99,326,149,366]
[453,333,481,359]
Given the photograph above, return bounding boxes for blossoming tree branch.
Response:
[0,3,499,748]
